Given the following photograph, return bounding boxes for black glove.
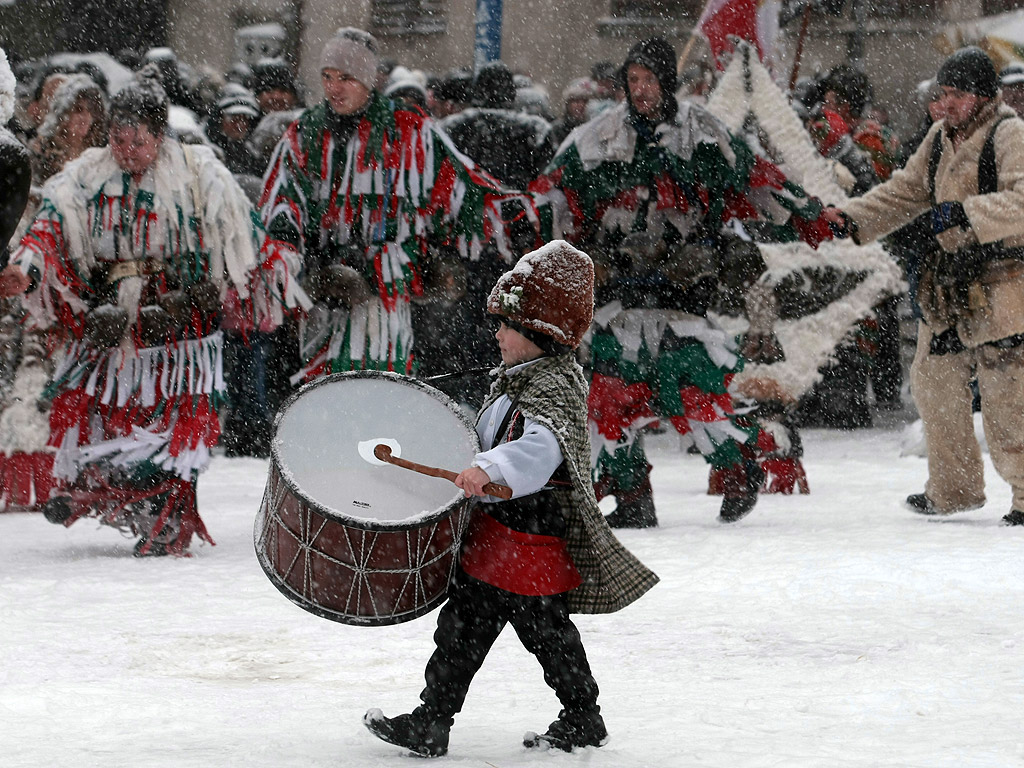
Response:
[84,304,129,348]
[826,210,857,240]
[931,201,970,235]
[928,327,967,356]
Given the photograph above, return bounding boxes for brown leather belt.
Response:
[105,259,164,283]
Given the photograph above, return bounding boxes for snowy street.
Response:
[2,423,1022,768]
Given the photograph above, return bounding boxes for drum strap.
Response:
[489,390,525,450]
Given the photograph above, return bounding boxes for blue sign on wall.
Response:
[474,0,503,72]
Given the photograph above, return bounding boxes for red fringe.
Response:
[0,452,56,510]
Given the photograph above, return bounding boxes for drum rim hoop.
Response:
[270,369,480,532]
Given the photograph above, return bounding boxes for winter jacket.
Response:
[260,94,529,377]
[442,107,555,190]
[843,102,1024,346]
[478,354,658,613]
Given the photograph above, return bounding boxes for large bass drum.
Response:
[255,371,478,626]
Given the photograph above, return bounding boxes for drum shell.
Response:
[254,371,477,626]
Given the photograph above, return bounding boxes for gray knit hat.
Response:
[320,28,379,91]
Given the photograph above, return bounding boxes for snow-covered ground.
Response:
[2,420,1022,768]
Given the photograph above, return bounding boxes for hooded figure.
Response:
[530,36,835,528]
[29,73,107,183]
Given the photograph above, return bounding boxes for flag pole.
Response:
[678,0,710,75]
[788,1,814,91]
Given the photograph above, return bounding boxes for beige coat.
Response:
[844,103,1024,346]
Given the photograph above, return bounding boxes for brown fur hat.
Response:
[487,240,594,351]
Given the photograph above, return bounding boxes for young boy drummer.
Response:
[364,240,659,756]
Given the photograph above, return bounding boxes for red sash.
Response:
[460,511,581,596]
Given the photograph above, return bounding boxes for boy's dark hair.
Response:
[109,68,169,136]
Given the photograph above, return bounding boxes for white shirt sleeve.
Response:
[474,416,563,500]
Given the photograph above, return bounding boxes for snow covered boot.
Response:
[524,709,608,752]
[363,707,451,757]
[604,479,657,528]
[718,461,764,524]
[41,495,73,525]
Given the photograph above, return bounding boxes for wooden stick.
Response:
[374,444,513,500]
[788,2,814,92]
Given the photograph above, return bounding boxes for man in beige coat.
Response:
[824,47,1024,527]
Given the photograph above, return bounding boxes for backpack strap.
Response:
[927,130,942,207]
[929,116,1013,204]
[978,116,1012,195]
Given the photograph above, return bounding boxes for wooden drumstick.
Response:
[373,444,513,500]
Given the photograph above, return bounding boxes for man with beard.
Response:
[824,47,1024,527]
[531,38,834,527]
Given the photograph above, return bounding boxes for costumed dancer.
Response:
[530,38,832,527]
[364,241,658,757]
[0,71,307,555]
[260,28,533,383]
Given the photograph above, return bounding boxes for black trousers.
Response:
[419,570,600,721]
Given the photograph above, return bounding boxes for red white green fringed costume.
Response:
[11,141,302,554]
[260,94,534,380]
[531,100,831,508]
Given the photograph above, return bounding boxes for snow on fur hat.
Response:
[937,47,998,99]
[622,37,677,96]
[562,77,597,103]
[110,64,169,135]
[0,46,16,125]
[321,28,379,91]
[487,240,594,352]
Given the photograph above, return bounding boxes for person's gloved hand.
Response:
[821,206,856,239]
[84,304,129,348]
[931,201,971,235]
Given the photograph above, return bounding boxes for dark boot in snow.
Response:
[718,461,764,523]
[1002,510,1024,526]
[524,709,608,752]
[133,536,169,557]
[42,496,73,525]
[605,481,657,528]
[906,493,983,516]
[363,707,451,757]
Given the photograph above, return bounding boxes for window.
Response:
[371,0,446,36]
[609,0,698,20]
[866,0,932,18]
[984,0,1024,15]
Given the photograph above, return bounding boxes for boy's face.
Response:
[496,322,544,366]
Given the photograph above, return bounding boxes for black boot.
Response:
[42,496,73,525]
[363,707,452,757]
[133,537,169,557]
[718,462,764,524]
[1002,510,1024,526]
[604,482,657,528]
[524,709,608,752]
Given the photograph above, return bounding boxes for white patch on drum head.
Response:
[357,438,402,466]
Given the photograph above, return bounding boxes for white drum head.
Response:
[272,372,479,528]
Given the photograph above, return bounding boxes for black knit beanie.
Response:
[937,47,998,99]
[473,61,515,109]
[622,37,678,96]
